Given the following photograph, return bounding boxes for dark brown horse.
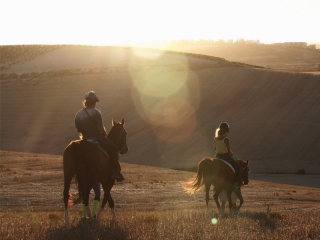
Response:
[183,157,250,213]
[63,118,128,223]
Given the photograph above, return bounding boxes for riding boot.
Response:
[233,182,240,192]
[82,204,87,218]
[92,200,100,218]
[111,170,125,182]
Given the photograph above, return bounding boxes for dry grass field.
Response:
[0,150,320,239]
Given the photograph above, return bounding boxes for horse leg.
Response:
[96,179,115,220]
[82,181,93,219]
[226,189,234,213]
[213,188,222,214]
[96,181,108,220]
[63,172,73,223]
[205,183,211,208]
[63,144,76,224]
[235,188,244,211]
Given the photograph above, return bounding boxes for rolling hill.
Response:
[1,45,319,174]
[148,41,320,72]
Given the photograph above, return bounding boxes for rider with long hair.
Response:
[213,122,240,191]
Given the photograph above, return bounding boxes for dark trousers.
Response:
[83,182,100,201]
[215,153,241,184]
[92,182,101,201]
[98,137,121,172]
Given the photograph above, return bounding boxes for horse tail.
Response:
[191,158,207,192]
[181,157,210,194]
[63,142,75,208]
[72,141,85,204]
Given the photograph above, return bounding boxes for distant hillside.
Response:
[143,41,320,73]
[1,45,319,174]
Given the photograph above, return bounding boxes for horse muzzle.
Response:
[120,145,128,154]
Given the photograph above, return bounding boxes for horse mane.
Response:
[236,159,246,165]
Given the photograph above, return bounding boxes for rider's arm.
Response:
[224,138,234,157]
[75,116,81,133]
[95,110,107,135]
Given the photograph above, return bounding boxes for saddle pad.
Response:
[85,138,100,145]
[84,139,110,159]
[218,159,235,173]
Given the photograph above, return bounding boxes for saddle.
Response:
[218,159,235,173]
[84,139,110,159]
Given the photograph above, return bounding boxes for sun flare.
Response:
[1,0,319,45]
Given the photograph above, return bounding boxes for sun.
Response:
[1,0,319,45]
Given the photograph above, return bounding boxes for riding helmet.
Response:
[85,91,99,102]
[219,122,229,132]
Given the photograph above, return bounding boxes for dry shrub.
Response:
[48,212,63,221]
[268,211,285,220]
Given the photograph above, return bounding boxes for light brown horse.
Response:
[63,118,128,223]
[183,157,250,213]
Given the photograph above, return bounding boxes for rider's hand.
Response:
[102,128,107,136]
[229,151,234,157]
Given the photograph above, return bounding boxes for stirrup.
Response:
[233,183,240,192]
[111,171,125,182]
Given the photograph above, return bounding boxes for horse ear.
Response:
[246,159,250,164]
[121,118,125,125]
[112,118,116,126]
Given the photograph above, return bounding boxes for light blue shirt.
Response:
[75,107,105,139]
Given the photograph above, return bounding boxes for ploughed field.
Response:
[0,151,319,239]
[1,45,320,175]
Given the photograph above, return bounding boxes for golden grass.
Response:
[1,209,319,239]
[1,150,320,239]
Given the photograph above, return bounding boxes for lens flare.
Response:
[129,49,201,145]
[211,218,218,224]
[130,65,188,98]
[132,47,166,60]
[156,126,210,168]
[150,98,196,142]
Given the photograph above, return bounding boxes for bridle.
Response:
[108,124,128,154]
[118,129,127,154]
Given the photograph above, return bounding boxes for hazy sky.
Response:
[2,0,319,45]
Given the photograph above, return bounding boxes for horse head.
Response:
[108,118,128,154]
[237,159,250,186]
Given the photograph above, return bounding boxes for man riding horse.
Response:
[74,91,124,181]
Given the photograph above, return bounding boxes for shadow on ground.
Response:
[46,219,126,240]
